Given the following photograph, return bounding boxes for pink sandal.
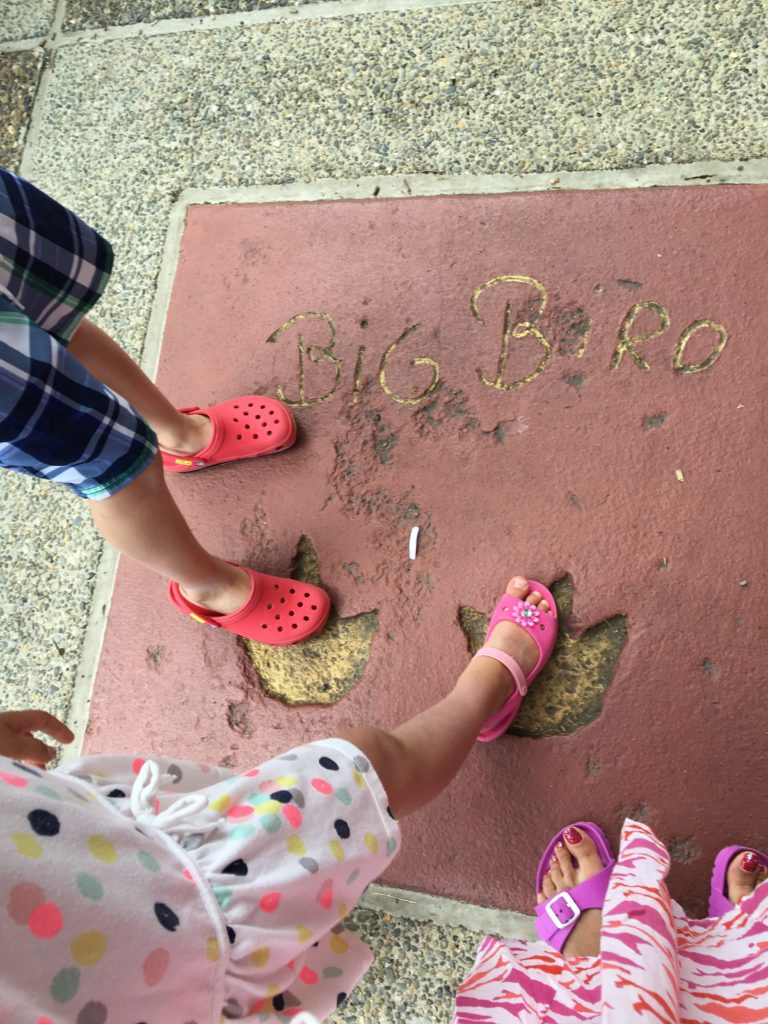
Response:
[161,395,296,473]
[708,845,768,916]
[169,566,330,645]
[475,580,558,742]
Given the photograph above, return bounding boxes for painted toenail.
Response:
[742,851,760,872]
[564,827,582,845]
[556,841,564,849]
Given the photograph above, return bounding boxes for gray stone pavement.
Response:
[0,0,765,1020]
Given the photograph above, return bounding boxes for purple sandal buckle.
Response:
[545,890,580,929]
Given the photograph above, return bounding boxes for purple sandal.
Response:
[534,822,616,953]
[708,845,768,916]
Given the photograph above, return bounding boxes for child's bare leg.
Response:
[339,577,553,818]
[68,318,212,454]
[73,318,251,613]
[89,455,251,613]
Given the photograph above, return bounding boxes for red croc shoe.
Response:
[161,395,296,473]
[169,567,330,645]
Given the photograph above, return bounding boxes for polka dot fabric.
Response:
[36,739,399,1022]
[191,740,399,1021]
[0,755,224,1022]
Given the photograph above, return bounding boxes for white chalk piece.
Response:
[409,526,419,560]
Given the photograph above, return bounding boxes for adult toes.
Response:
[552,842,577,888]
[539,872,556,901]
[563,826,605,882]
[548,853,566,890]
[726,850,768,903]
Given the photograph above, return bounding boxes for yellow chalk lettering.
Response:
[472,275,551,390]
[673,319,728,374]
[610,301,670,372]
[378,323,440,405]
[266,312,341,407]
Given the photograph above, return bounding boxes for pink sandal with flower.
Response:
[475,580,558,742]
[161,395,296,473]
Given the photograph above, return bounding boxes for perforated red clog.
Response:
[169,566,331,645]
[161,395,296,473]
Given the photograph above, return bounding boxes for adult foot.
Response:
[726,850,768,905]
[538,826,604,957]
[158,413,214,456]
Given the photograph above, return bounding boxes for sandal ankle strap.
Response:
[473,646,527,695]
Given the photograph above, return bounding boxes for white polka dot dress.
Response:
[0,739,400,1022]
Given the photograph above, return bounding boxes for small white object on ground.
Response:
[409,526,419,560]
[675,468,685,482]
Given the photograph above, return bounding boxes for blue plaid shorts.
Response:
[0,168,157,499]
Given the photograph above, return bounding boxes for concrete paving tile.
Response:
[0,0,56,43]
[85,184,768,915]
[0,473,102,723]
[0,49,42,170]
[337,907,481,1023]
[32,1,768,198]
[63,0,335,33]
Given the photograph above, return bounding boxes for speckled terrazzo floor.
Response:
[340,909,481,1023]
[62,0,340,32]
[0,49,41,169]
[0,0,56,43]
[0,0,766,1020]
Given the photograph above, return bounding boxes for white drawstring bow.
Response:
[130,759,215,837]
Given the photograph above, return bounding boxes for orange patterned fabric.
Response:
[455,820,768,1023]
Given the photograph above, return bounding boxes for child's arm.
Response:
[0,709,74,767]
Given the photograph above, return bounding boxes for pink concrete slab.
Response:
[88,185,768,915]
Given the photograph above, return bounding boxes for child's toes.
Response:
[506,576,529,600]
